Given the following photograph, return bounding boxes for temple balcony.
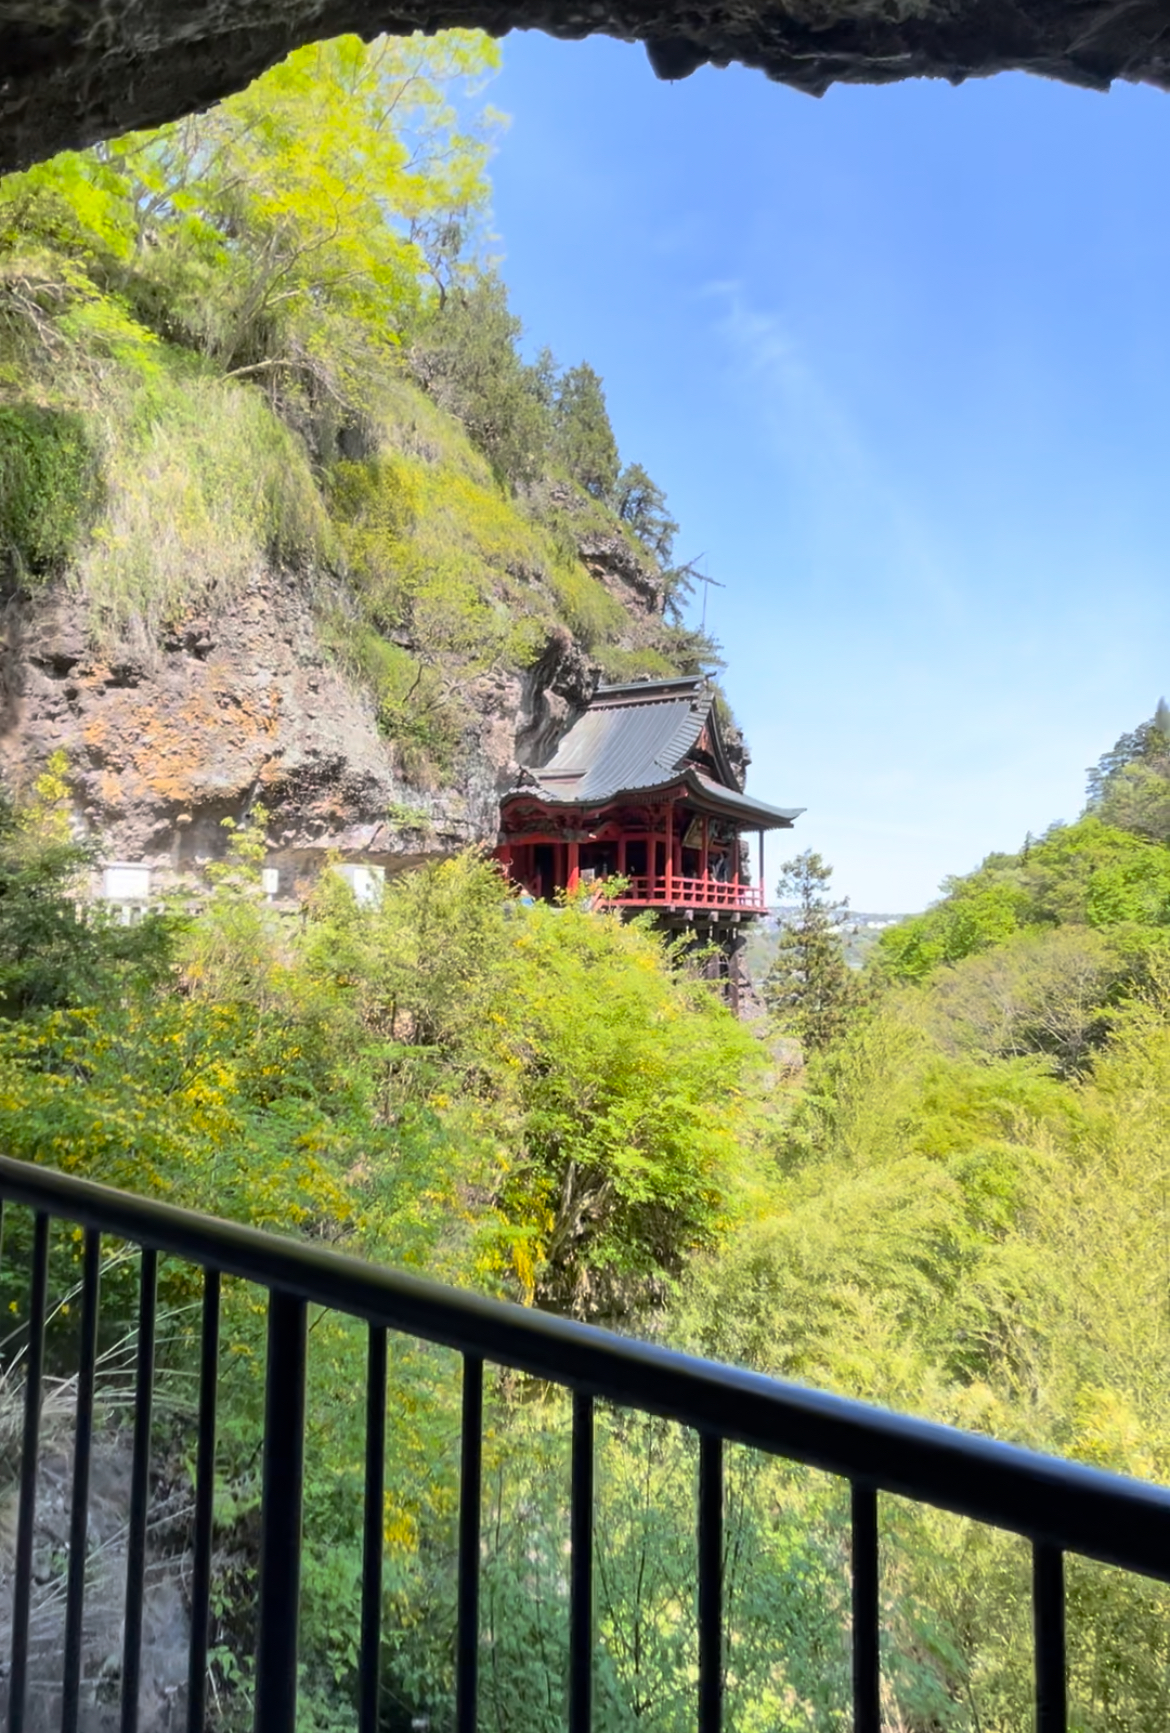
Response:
[600,873,767,914]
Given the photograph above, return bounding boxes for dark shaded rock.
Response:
[721,712,750,792]
[578,532,663,617]
[4,2,1170,177]
[645,35,711,81]
[515,623,600,766]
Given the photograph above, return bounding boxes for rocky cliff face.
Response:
[0,533,668,894]
[5,0,1170,177]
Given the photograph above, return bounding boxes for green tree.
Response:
[920,923,1131,1077]
[1,32,500,412]
[764,850,857,1053]
[300,853,765,1318]
[409,272,551,484]
[614,461,678,565]
[553,361,619,499]
[1086,697,1170,811]
[1096,759,1170,841]
[0,753,168,1016]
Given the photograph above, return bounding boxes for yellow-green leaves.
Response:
[127,32,499,396]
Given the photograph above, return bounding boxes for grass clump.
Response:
[546,557,627,648]
[594,644,678,682]
[75,366,333,634]
[0,404,100,581]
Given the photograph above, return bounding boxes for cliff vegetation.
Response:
[0,31,720,859]
[8,30,1170,1733]
[6,713,1170,1726]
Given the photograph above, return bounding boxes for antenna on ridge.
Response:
[694,565,726,633]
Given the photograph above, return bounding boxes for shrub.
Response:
[409,274,551,488]
[0,403,99,579]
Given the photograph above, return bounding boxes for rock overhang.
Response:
[3,1,1170,175]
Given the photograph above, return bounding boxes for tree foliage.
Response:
[1,33,500,415]
[1085,696,1170,810]
[408,273,553,485]
[614,461,678,566]
[0,753,168,1015]
[0,405,100,579]
[552,361,620,499]
[764,850,858,1052]
[14,711,1170,1725]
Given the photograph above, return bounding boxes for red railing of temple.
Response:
[604,874,766,912]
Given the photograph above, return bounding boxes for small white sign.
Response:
[103,864,150,902]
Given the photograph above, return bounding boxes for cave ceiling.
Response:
[2,1,1170,173]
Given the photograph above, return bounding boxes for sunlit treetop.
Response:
[0,32,503,399]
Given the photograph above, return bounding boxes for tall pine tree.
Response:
[764,851,855,1053]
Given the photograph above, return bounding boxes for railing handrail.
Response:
[2,1152,1168,1583]
[607,875,766,911]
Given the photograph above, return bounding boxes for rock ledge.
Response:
[3,2,1170,176]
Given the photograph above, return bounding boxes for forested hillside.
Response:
[0,32,720,875]
[4,28,1170,1733]
[715,705,1170,1727]
[7,693,1170,1729]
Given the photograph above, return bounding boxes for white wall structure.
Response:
[103,864,151,902]
[334,862,385,907]
[261,866,281,898]
[102,863,151,925]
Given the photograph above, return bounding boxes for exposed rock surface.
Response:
[0,569,552,887]
[514,624,599,767]
[3,1,1170,176]
[0,1422,190,1732]
[579,530,664,617]
[721,714,750,793]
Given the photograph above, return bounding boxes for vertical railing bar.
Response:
[120,1245,158,1733]
[1034,1541,1067,1733]
[62,1226,102,1733]
[698,1432,723,1733]
[9,1210,49,1733]
[569,1391,595,1733]
[187,1266,220,1733]
[359,1325,388,1733]
[253,1289,308,1733]
[456,1353,484,1733]
[851,1480,880,1733]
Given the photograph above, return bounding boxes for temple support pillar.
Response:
[664,805,673,903]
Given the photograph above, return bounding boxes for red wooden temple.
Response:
[495,677,802,940]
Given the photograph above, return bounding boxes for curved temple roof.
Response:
[505,676,803,831]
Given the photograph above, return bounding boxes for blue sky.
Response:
[484,32,1170,910]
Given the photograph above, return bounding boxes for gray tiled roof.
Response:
[508,677,802,830]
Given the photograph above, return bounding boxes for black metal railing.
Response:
[3,1151,1170,1733]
